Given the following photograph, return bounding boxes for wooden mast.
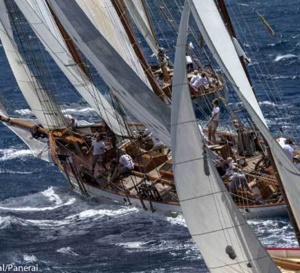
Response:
[217,0,300,245]
[111,0,169,102]
[141,0,158,45]
[45,1,91,79]
[216,0,254,89]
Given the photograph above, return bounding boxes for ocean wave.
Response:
[274,54,299,62]
[57,247,79,256]
[0,168,33,174]
[0,187,76,212]
[0,215,28,229]
[0,148,32,161]
[65,206,138,221]
[14,108,33,116]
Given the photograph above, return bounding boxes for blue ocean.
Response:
[0,1,299,272]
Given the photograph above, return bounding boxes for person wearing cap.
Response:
[109,149,134,182]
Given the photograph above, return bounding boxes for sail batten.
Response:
[171,2,280,272]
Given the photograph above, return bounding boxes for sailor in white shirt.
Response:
[87,134,107,175]
[282,138,294,161]
[110,149,134,182]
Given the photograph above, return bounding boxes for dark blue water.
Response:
[0,1,300,272]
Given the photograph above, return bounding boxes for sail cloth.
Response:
[124,0,159,54]
[188,0,266,126]
[1,118,51,162]
[14,0,128,137]
[47,0,171,146]
[74,0,150,88]
[0,0,66,129]
[188,0,300,231]
[171,2,280,272]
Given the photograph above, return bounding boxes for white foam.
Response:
[116,242,145,249]
[41,187,63,205]
[274,54,298,62]
[57,247,79,256]
[23,254,38,263]
[65,206,138,221]
[14,108,33,116]
[0,198,75,212]
[0,187,76,212]
[0,148,32,161]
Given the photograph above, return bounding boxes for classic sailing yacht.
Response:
[171,0,300,272]
[0,0,293,218]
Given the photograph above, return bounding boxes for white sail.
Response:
[47,0,171,146]
[188,0,266,126]
[124,0,158,54]
[74,0,150,88]
[0,0,65,129]
[188,0,300,231]
[0,103,50,161]
[14,0,128,136]
[2,118,51,162]
[171,2,280,272]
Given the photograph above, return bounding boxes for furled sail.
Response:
[47,0,171,146]
[124,0,158,54]
[0,0,65,129]
[171,2,280,272]
[188,0,300,231]
[74,0,150,88]
[15,0,128,136]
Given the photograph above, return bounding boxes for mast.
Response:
[140,0,158,44]
[111,0,169,103]
[45,0,90,78]
[216,0,300,244]
[216,0,254,88]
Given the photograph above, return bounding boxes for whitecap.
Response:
[0,187,76,212]
[57,247,79,256]
[116,242,145,249]
[65,206,138,221]
[0,148,32,161]
[14,108,33,116]
[0,168,32,174]
[259,101,277,107]
[41,187,63,205]
[23,254,38,263]
[274,54,298,62]
[0,198,75,212]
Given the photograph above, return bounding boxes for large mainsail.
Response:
[188,0,300,231]
[14,0,128,136]
[0,0,65,129]
[171,2,280,272]
[124,0,158,54]
[47,0,171,146]
[75,0,150,88]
